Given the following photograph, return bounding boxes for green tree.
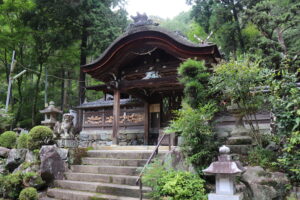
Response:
[245,0,300,70]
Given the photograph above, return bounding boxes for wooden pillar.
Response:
[144,102,149,145]
[112,89,120,144]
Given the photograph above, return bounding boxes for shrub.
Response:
[17,133,29,149]
[0,172,23,199]
[23,172,45,189]
[178,59,210,108]
[268,70,300,185]
[166,103,219,172]
[143,160,207,200]
[19,187,38,200]
[0,131,18,148]
[0,106,13,133]
[247,146,277,170]
[277,131,300,185]
[210,56,268,145]
[28,126,53,150]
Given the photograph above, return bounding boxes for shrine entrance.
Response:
[79,15,221,146]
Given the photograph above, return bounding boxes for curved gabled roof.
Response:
[82,25,221,81]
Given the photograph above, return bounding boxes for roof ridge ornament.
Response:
[129,12,159,29]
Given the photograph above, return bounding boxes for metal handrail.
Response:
[136,133,171,200]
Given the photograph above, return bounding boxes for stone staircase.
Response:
[44,146,169,200]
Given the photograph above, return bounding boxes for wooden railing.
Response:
[136,133,171,200]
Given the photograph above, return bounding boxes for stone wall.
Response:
[79,129,144,148]
[214,110,271,138]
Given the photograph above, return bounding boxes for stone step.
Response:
[87,150,167,159]
[95,145,171,151]
[40,197,59,200]
[70,165,140,176]
[64,172,138,186]
[82,157,147,167]
[47,188,150,200]
[226,144,252,155]
[226,136,253,145]
[54,180,151,198]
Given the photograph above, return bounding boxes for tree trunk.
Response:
[60,66,65,111]
[14,78,23,127]
[276,27,287,55]
[231,0,245,53]
[79,25,88,105]
[32,63,43,126]
[77,25,88,131]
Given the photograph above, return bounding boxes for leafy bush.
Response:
[277,131,300,185]
[23,172,45,189]
[0,106,13,133]
[247,146,277,170]
[167,103,219,172]
[210,56,268,145]
[0,131,18,148]
[28,126,53,150]
[19,187,38,200]
[178,59,210,108]
[268,70,300,185]
[0,172,23,199]
[17,133,29,149]
[143,160,207,200]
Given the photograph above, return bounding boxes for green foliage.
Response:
[22,172,45,189]
[178,59,210,108]
[143,160,207,200]
[268,70,300,185]
[155,11,192,35]
[28,126,53,150]
[211,56,267,145]
[17,133,29,149]
[0,131,18,148]
[0,172,23,199]
[247,147,277,170]
[277,131,300,185]
[269,71,300,135]
[19,187,38,200]
[167,103,218,171]
[0,106,13,133]
[245,0,300,70]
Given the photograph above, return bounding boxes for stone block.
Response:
[227,136,252,145]
[226,145,252,154]
[57,139,78,148]
[208,193,243,200]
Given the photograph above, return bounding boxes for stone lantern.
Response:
[40,101,62,129]
[203,145,245,200]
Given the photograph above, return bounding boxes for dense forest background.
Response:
[0,0,299,129]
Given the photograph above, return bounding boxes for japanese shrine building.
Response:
[78,15,221,146]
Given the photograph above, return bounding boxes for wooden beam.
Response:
[112,89,120,144]
[85,84,107,91]
[119,76,180,91]
[144,102,149,145]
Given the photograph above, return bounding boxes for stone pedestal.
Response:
[208,193,243,200]
[56,139,79,148]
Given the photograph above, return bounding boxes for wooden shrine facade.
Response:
[79,15,221,145]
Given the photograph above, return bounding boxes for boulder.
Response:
[163,147,195,173]
[0,147,10,158]
[25,151,37,163]
[5,148,27,172]
[0,165,5,174]
[40,145,65,184]
[56,147,68,160]
[241,166,289,200]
